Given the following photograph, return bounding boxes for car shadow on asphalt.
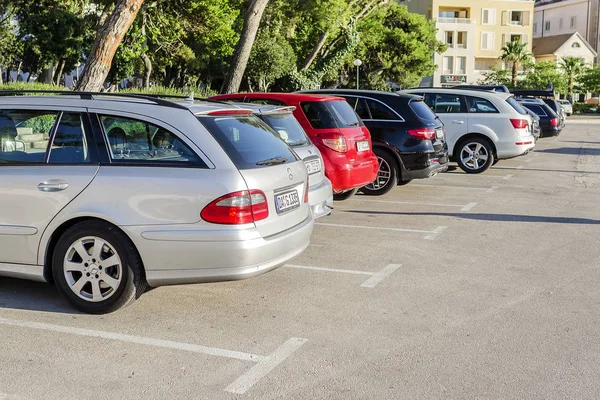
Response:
[343,210,600,225]
[0,277,80,314]
[536,147,600,156]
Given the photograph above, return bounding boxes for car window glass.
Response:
[527,105,547,116]
[301,102,337,129]
[466,96,499,113]
[365,99,400,120]
[410,99,438,122]
[260,113,309,147]
[424,93,466,113]
[326,100,362,127]
[198,115,297,169]
[99,115,205,165]
[48,113,90,163]
[344,96,370,119]
[246,98,286,106]
[0,110,59,163]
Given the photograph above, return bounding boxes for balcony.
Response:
[437,18,476,24]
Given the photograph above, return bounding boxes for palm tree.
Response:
[560,56,585,102]
[500,40,532,88]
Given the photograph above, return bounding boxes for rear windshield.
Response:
[410,99,438,121]
[259,113,310,147]
[301,100,361,129]
[506,97,528,115]
[198,115,297,169]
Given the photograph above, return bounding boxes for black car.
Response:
[298,89,449,195]
[517,100,561,137]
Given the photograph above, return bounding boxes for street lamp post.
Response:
[353,59,362,90]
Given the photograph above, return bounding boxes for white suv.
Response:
[403,88,535,173]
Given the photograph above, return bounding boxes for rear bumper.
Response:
[496,136,536,159]
[400,152,450,181]
[309,177,333,219]
[540,126,561,137]
[325,154,378,193]
[125,216,314,287]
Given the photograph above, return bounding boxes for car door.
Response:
[0,107,99,266]
[422,93,468,155]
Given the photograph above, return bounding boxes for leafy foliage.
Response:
[500,40,532,88]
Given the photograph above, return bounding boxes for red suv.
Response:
[210,93,378,200]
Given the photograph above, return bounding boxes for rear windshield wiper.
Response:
[256,156,288,166]
[289,140,308,147]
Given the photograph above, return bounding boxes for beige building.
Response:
[400,0,536,86]
[533,31,597,64]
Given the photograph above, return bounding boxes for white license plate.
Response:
[275,190,300,214]
[435,129,444,139]
[356,140,370,151]
[304,159,321,174]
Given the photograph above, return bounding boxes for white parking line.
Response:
[503,174,514,180]
[0,316,305,394]
[286,264,401,288]
[423,226,448,240]
[315,222,448,239]
[225,338,307,394]
[460,202,478,212]
[349,198,478,211]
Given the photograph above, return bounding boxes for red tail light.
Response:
[407,128,435,140]
[510,119,529,129]
[304,177,309,203]
[201,190,268,224]
[550,117,559,127]
[320,134,348,153]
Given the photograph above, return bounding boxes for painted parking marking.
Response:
[315,222,448,240]
[0,317,305,395]
[503,174,514,180]
[286,264,401,288]
[349,198,478,212]
[423,226,448,240]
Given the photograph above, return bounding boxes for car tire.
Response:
[360,151,398,196]
[52,220,146,314]
[456,137,494,174]
[333,188,359,201]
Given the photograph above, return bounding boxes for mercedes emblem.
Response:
[287,168,293,180]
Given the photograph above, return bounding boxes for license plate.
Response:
[275,190,300,214]
[356,140,370,151]
[435,129,444,139]
[304,159,321,174]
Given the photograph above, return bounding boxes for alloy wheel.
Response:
[364,156,392,191]
[460,142,489,171]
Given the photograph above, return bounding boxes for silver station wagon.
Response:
[0,92,314,313]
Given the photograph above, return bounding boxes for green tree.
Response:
[578,66,600,94]
[477,66,512,87]
[520,61,566,93]
[246,30,296,91]
[559,56,585,101]
[500,40,532,88]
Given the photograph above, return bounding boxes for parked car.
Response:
[522,106,541,141]
[517,98,562,137]
[0,92,314,313]
[402,88,535,173]
[511,89,567,125]
[299,89,449,195]
[210,93,378,200]
[457,84,511,93]
[558,99,573,116]
[239,103,333,218]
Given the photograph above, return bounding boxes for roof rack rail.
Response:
[0,90,196,110]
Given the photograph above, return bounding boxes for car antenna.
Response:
[185,92,195,103]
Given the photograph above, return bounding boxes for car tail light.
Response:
[201,190,268,224]
[407,128,435,140]
[304,177,309,203]
[510,119,529,129]
[320,134,348,153]
[550,117,559,127]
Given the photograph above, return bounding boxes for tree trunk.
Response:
[223,0,270,94]
[140,11,152,88]
[512,63,518,88]
[0,65,3,85]
[54,60,66,86]
[302,32,329,71]
[76,0,145,92]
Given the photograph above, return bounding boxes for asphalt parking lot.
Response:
[2,122,600,399]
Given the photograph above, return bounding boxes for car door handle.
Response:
[37,181,69,192]
[452,120,465,124]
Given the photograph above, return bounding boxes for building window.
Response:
[511,11,523,25]
[481,32,495,50]
[445,31,454,47]
[570,16,577,28]
[511,34,522,43]
[456,57,466,75]
[482,8,496,25]
[443,56,454,74]
[457,32,467,48]
[533,22,537,34]
[572,42,581,48]
[559,18,564,30]
[545,21,551,31]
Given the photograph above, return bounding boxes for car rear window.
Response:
[198,115,297,169]
[409,99,438,121]
[506,97,528,115]
[524,104,547,116]
[301,100,361,129]
[259,113,310,147]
